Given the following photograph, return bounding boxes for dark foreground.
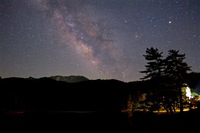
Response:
[0,111,131,131]
[1,110,200,132]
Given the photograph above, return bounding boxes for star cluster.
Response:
[0,0,200,81]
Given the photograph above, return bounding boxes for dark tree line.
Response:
[141,47,191,113]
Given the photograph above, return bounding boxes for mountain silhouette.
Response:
[50,75,89,83]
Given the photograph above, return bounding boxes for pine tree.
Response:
[140,47,164,80]
[165,50,191,112]
[140,48,166,112]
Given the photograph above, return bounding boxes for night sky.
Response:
[0,0,200,82]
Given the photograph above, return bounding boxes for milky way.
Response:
[36,0,127,80]
[1,0,200,81]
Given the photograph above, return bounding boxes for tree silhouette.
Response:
[140,47,164,80]
[140,47,165,112]
[165,50,191,112]
[141,48,191,113]
[165,50,191,78]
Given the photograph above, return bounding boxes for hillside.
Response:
[50,75,89,83]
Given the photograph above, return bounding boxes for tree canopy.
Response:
[141,47,191,113]
[141,47,191,81]
[140,47,164,80]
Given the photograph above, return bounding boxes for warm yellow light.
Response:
[186,87,192,99]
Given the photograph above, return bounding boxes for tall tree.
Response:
[140,47,165,112]
[165,50,191,112]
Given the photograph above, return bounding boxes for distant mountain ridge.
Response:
[50,75,89,83]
